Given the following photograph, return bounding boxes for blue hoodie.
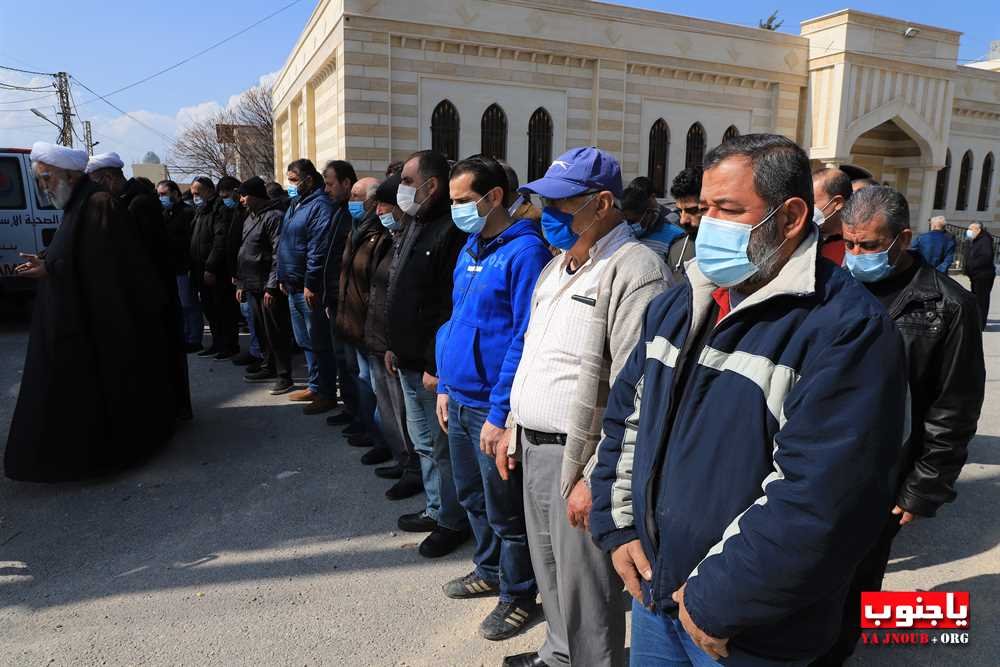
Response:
[436,218,552,428]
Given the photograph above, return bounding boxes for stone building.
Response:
[271,0,1000,231]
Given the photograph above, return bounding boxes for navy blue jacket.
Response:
[277,188,333,293]
[912,229,956,273]
[436,219,552,428]
[590,231,907,660]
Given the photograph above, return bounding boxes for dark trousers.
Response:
[449,401,536,603]
[197,272,239,351]
[334,337,359,414]
[369,353,420,471]
[969,274,994,330]
[249,290,293,379]
[811,516,902,666]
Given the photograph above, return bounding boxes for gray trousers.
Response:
[522,433,627,667]
[368,354,419,472]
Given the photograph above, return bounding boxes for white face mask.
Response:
[813,200,834,228]
[397,178,429,215]
[48,178,74,209]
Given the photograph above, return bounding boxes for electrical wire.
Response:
[70,75,176,144]
[0,64,57,77]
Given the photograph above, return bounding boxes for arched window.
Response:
[527,107,553,183]
[431,100,460,161]
[933,149,951,210]
[978,152,994,212]
[647,119,670,197]
[722,125,740,143]
[481,104,508,160]
[686,123,706,170]
[956,150,973,211]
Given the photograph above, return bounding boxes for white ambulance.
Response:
[0,148,62,295]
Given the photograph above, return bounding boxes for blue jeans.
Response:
[287,290,337,398]
[176,274,203,346]
[397,369,467,531]
[239,296,262,359]
[630,600,812,667]
[448,400,535,602]
[350,346,385,448]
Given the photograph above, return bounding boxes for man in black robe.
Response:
[4,142,176,482]
[87,152,192,420]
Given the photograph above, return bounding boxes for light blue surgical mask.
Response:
[222,197,237,209]
[540,193,598,250]
[348,201,365,221]
[159,195,173,209]
[695,207,783,288]
[965,229,975,240]
[287,184,299,199]
[192,195,205,208]
[450,192,493,235]
[844,234,900,283]
[379,211,402,231]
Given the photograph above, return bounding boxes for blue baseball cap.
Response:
[520,146,623,200]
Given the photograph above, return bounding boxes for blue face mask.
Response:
[159,195,173,209]
[379,211,402,231]
[287,185,299,199]
[845,234,900,283]
[348,201,366,221]
[965,229,975,240]
[541,194,598,250]
[695,207,783,288]
[192,195,205,208]
[222,197,237,209]
[450,192,493,235]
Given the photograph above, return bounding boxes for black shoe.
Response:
[269,377,295,395]
[419,525,469,558]
[361,448,392,465]
[481,599,541,641]
[386,474,424,500]
[443,571,500,599]
[347,434,373,448]
[244,367,277,383]
[246,361,262,374]
[502,652,547,667]
[397,511,436,533]
[342,421,365,436]
[196,346,218,357]
[231,352,258,366]
[214,348,239,361]
[326,411,353,426]
[184,343,203,354]
[374,464,404,480]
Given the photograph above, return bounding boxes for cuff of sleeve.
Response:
[896,488,939,518]
[487,407,508,429]
[304,276,322,293]
[595,528,639,554]
[683,578,730,640]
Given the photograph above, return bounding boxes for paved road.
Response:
[1,285,997,666]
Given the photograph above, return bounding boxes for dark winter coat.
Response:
[335,210,391,349]
[163,202,195,274]
[189,195,231,278]
[237,199,284,293]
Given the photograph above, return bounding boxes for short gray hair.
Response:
[842,186,910,237]
[929,215,946,230]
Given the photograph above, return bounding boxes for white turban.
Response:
[85,151,125,174]
[29,141,89,172]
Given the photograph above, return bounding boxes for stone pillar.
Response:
[914,166,939,234]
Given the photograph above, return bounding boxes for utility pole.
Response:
[55,72,74,148]
[83,120,95,155]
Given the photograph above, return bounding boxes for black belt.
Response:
[522,428,567,446]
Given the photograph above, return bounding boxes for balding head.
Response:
[812,168,852,237]
[352,177,380,202]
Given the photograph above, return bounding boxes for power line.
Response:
[0,63,57,77]
[74,0,303,106]
[0,92,57,105]
[70,75,176,145]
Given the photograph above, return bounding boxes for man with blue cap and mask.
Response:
[497,147,671,667]
[590,134,909,666]
[814,185,985,666]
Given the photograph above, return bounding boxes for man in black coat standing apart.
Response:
[963,222,996,330]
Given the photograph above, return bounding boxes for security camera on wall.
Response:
[904,27,921,39]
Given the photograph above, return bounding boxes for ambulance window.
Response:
[0,157,27,210]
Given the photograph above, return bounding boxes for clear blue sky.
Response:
[0,0,994,162]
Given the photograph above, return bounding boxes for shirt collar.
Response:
[559,222,632,271]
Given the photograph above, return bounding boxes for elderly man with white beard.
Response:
[4,142,177,482]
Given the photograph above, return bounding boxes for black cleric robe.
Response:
[4,175,176,482]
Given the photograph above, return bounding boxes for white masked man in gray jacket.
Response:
[496,147,672,667]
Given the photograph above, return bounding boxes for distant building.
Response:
[132,162,168,183]
[216,123,272,181]
[272,1,1000,231]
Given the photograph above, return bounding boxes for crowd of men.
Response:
[6,133,988,667]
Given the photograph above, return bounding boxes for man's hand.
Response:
[611,540,652,602]
[384,350,398,374]
[203,271,216,287]
[14,253,47,279]
[673,584,730,661]
[235,288,244,303]
[480,422,506,457]
[892,505,920,527]
[304,286,319,309]
[495,429,517,481]
[263,291,274,308]
[436,393,449,432]
[566,480,592,530]
[422,372,438,393]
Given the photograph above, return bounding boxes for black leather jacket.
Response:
[881,256,985,516]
